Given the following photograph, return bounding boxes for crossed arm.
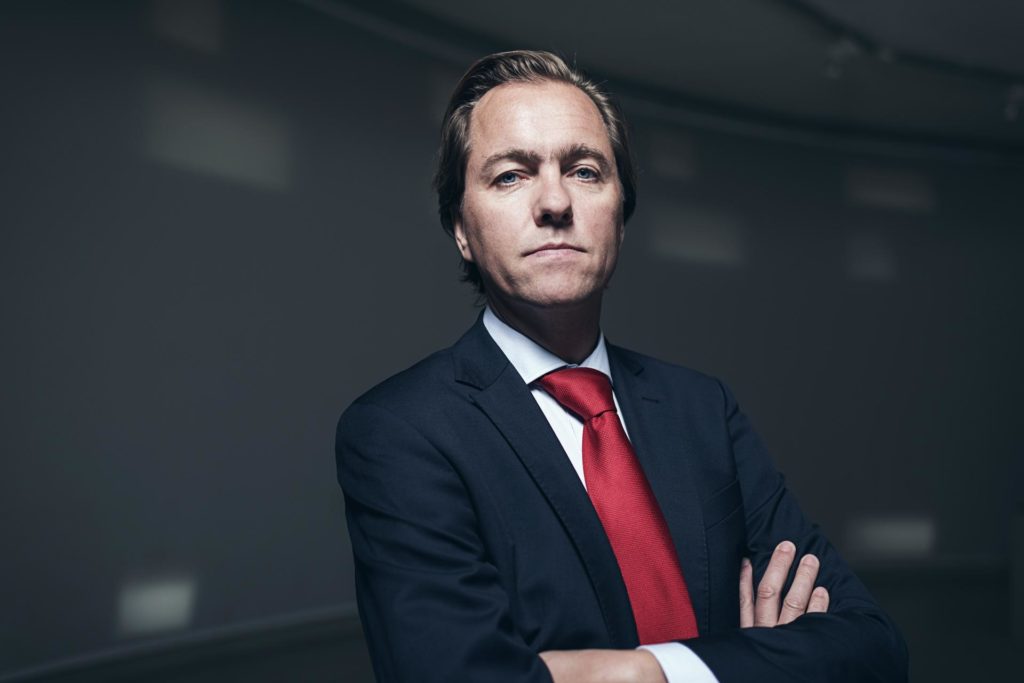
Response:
[338,387,907,682]
[537,380,906,682]
[540,541,831,682]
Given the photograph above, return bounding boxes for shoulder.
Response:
[609,343,727,398]
[334,348,467,473]
[341,346,465,425]
[606,343,744,426]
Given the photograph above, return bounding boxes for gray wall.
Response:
[2,0,1021,678]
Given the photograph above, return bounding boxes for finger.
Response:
[754,540,796,627]
[778,553,820,625]
[807,586,830,613]
[739,557,754,628]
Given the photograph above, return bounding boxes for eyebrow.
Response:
[478,143,613,180]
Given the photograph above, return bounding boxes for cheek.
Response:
[586,199,625,245]
[464,217,517,272]
[469,204,515,242]
[460,204,491,255]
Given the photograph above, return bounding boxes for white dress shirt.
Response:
[482,307,718,683]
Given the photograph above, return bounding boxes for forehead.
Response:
[468,81,613,161]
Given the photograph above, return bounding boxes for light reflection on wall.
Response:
[845,515,936,562]
[845,167,936,214]
[145,78,291,190]
[648,204,746,267]
[117,577,197,638]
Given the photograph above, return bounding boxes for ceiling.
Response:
[804,0,1022,74]
[345,0,1024,153]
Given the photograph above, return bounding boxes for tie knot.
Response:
[535,367,616,421]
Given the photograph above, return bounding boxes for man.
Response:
[336,51,907,682]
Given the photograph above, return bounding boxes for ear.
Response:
[453,216,475,263]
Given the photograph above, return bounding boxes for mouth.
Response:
[524,243,586,256]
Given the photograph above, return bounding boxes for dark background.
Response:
[2,1,1022,681]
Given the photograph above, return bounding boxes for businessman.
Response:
[335,50,908,682]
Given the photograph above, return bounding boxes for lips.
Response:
[525,243,585,256]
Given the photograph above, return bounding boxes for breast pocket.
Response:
[702,478,742,531]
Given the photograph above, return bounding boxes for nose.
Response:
[533,173,573,228]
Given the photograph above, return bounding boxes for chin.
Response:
[520,284,601,310]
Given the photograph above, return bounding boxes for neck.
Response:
[488,295,602,365]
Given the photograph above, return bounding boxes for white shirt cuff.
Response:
[639,642,719,683]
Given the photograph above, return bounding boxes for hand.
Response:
[740,540,830,628]
[539,648,667,683]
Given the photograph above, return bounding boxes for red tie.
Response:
[536,367,699,643]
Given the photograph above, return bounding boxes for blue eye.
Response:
[498,171,519,185]
[575,167,597,180]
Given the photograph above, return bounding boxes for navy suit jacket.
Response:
[335,317,908,682]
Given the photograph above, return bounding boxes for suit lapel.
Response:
[608,346,711,635]
[451,318,639,646]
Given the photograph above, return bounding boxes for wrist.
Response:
[634,649,668,683]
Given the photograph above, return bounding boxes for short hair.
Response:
[433,50,638,294]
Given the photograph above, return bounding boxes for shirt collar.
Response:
[482,306,612,385]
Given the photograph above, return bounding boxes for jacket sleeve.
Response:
[683,381,910,683]
[335,400,554,683]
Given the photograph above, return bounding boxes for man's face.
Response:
[454,80,624,311]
